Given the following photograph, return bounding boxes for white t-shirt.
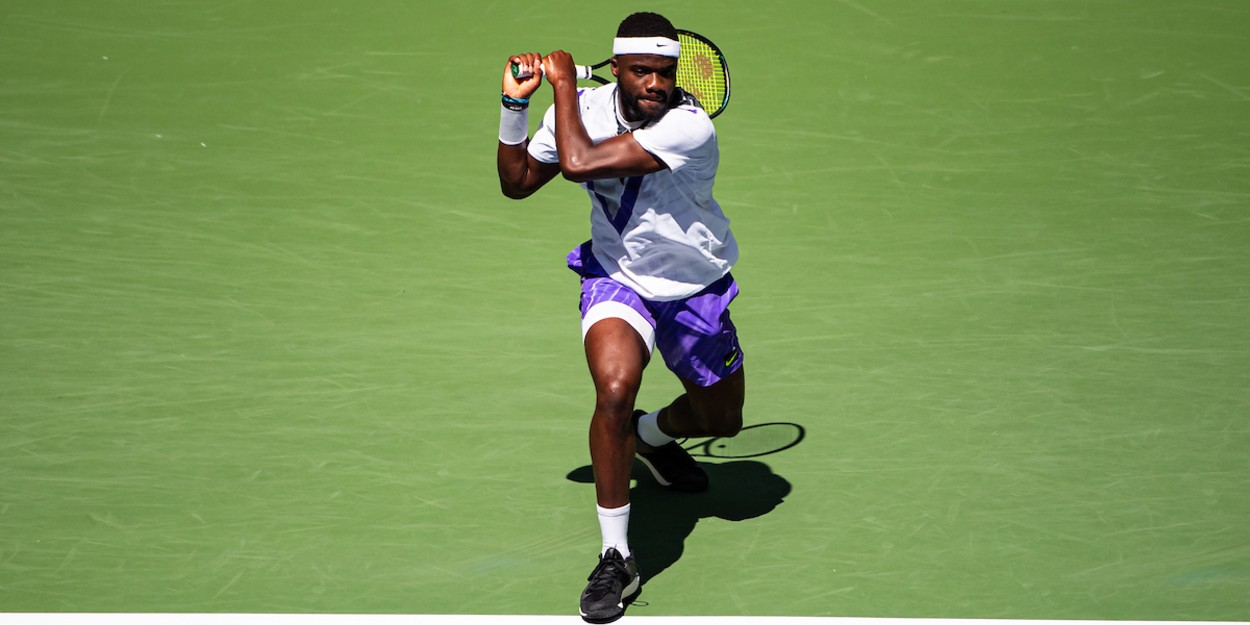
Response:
[528,84,738,301]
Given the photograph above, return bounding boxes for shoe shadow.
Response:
[566,458,792,584]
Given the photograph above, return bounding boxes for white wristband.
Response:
[499,104,528,145]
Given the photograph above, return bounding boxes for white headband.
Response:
[612,36,681,58]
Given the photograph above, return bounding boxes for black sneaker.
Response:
[633,410,709,492]
[579,547,640,623]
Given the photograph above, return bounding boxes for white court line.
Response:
[0,616,1244,625]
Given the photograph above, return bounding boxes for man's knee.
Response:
[593,376,640,431]
[597,370,639,403]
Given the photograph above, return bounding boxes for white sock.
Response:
[597,503,631,558]
[636,410,676,447]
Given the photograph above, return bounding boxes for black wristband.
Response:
[501,93,529,111]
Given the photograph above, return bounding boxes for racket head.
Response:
[675,29,730,118]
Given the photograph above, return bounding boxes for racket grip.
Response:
[511,62,593,81]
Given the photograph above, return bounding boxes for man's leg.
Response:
[632,272,745,490]
[641,271,745,441]
[584,317,649,510]
[632,368,744,492]
[579,317,647,622]
[656,367,745,439]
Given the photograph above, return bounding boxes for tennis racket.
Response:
[511,29,731,118]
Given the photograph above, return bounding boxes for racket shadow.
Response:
[566,425,800,585]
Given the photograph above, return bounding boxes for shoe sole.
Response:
[635,454,673,487]
[579,575,641,624]
[636,454,709,492]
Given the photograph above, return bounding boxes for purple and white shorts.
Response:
[568,242,744,387]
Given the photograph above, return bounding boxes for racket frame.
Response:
[674,29,731,118]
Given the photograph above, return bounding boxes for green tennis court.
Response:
[2,0,1247,620]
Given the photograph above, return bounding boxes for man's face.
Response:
[612,54,679,123]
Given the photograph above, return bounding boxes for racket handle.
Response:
[511,62,593,81]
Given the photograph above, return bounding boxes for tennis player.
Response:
[496,12,744,623]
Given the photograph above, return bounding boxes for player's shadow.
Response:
[566,458,792,583]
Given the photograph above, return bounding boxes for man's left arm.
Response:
[542,51,667,182]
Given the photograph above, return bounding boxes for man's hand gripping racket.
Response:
[502,51,545,103]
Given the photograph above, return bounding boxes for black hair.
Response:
[616,12,678,39]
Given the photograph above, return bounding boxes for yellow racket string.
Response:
[676,34,726,113]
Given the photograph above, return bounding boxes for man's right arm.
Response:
[497,53,561,200]
[497,142,561,200]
